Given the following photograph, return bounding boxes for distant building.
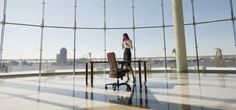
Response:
[60,48,67,64]
[215,48,224,67]
[56,54,60,64]
[56,48,67,64]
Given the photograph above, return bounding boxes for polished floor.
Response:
[0,73,236,110]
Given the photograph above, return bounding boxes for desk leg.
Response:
[86,63,88,86]
[139,86,143,105]
[144,62,147,84]
[91,63,93,87]
[138,61,142,87]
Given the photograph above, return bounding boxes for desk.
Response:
[85,60,147,87]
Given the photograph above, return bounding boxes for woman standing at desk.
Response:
[122,33,135,83]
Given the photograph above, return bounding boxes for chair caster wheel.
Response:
[126,87,131,91]
[112,86,116,91]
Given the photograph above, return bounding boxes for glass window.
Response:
[185,25,198,68]
[78,0,104,28]
[135,0,162,27]
[136,28,165,70]
[194,0,230,22]
[4,25,40,59]
[4,25,40,73]
[0,0,3,20]
[45,0,74,27]
[233,0,236,16]
[197,21,235,68]
[185,26,196,57]
[106,0,132,28]
[43,28,74,73]
[162,0,173,26]
[7,0,41,24]
[183,0,194,24]
[77,29,104,59]
[135,29,163,57]
[165,27,176,69]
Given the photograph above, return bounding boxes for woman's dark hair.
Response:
[123,33,130,40]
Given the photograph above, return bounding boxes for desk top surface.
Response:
[89,60,147,63]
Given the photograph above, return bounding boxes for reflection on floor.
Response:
[0,73,236,110]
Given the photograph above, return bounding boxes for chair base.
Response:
[105,82,131,91]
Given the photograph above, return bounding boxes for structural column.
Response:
[0,0,7,63]
[172,0,188,72]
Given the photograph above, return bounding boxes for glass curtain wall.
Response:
[0,0,235,74]
[189,0,236,70]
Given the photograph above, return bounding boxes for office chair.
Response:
[105,52,131,91]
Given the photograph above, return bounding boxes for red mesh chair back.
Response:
[107,52,118,78]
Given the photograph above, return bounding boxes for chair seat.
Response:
[117,69,129,79]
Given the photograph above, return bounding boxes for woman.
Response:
[122,33,135,83]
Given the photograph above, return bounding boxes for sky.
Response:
[0,0,236,59]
